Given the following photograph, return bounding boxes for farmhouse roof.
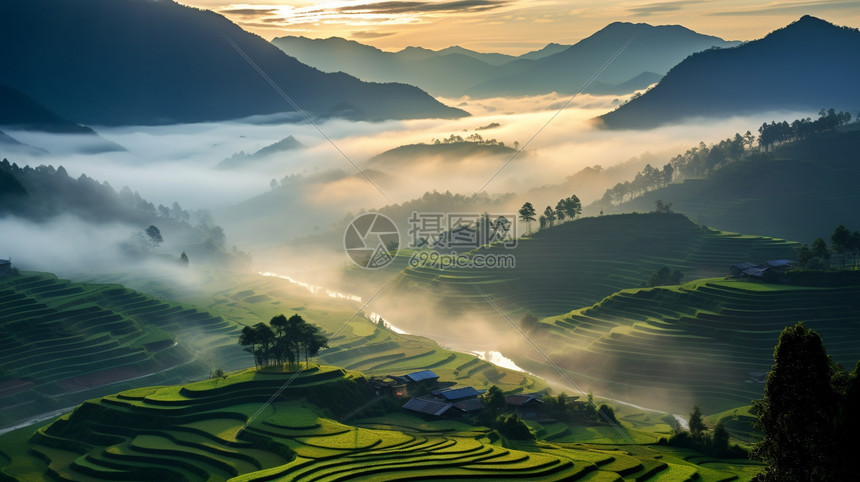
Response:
[437,387,485,401]
[402,396,452,416]
[766,259,796,268]
[405,370,439,382]
[0,259,10,266]
[743,266,771,278]
[731,262,756,270]
[453,398,484,412]
[505,394,544,406]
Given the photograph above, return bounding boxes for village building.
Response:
[505,393,544,418]
[0,259,12,277]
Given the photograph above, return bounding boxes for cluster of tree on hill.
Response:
[541,392,618,425]
[758,109,853,151]
[662,406,746,458]
[479,386,534,440]
[796,224,860,270]
[596,110,856,207]
[239,314,328,369]
[517,195,582,234]
[751,322,859,480]
[0,159,249,267]
[431,133,518,150]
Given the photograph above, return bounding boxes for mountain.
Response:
[598,16,860,129]
[216,135,303,169]
[0,0,466,126]
[274,23,737,98]
[517,42,571,60]
[0,85,94,134]
[466,22,740,97]
[271,36,508,97]
[367,141,517,166]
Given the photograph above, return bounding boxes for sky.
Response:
[179,0,860,54]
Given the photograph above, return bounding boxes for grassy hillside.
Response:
[0,272,248,428]
[395,212,797,317]
[529,278,860,413]
[599,128,860,243]
[0,364,762,481]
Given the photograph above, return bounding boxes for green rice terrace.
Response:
[0,365,763,481]
[524,278,860,414]
[0,272,245,428]
[393,213,798,318]
[0,268,546,432]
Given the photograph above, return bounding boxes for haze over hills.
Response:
[273,23,738,98]
[0,0,466,126]
[599,16,860,129]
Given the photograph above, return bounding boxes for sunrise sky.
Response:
[179,0,860,54]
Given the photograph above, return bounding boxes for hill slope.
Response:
[0,85,94,135]
[599,128,860,243]
[598,16,860,129]
[394,213,798,318]
[0,364,760,480]
[0,272,244,427]
[530,278,860,413]
[0,0,466,125]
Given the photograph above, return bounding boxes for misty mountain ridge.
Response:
[465,21,740,97]
[273,23,737,98]
[216,135,304,170]
[0,0,466,126]
[599,15,860,129]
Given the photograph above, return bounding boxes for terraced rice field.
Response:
[193,273,542,393]
[532,278,860,413]
[0,366,760,481]
[394,213,797,318]
[0,272,245,427]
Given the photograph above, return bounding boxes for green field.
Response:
[0,272,246,427]
[523,278,860,413]
[0,365,762,481]
[393,212,797,318]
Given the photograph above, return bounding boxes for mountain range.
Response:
[273,23,738,98]
[599,16,860,129]
[0,0,466,126]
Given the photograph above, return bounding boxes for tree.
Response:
[554,200,566,223]
[561,195,582,220]
[145,225,163,247]
[752,322,841,481]
[712,421,730,456]
[654,200,673,214]
[482,385,507,418]
[689,406,706,437]
[597,404,617,423]
[518,202,536,235]
[180,252,189,265]
[538,215,546,231]
[543,206,556,228]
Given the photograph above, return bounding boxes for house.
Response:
[388,370,441,396]
[505,394,544,418]
[742,266,772,280]
[369,376,407,397]
[765,259,796,272]
[402,396,454,416]
[0,259,11,277]
[402,385,486,417]
[730,262,756,277]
